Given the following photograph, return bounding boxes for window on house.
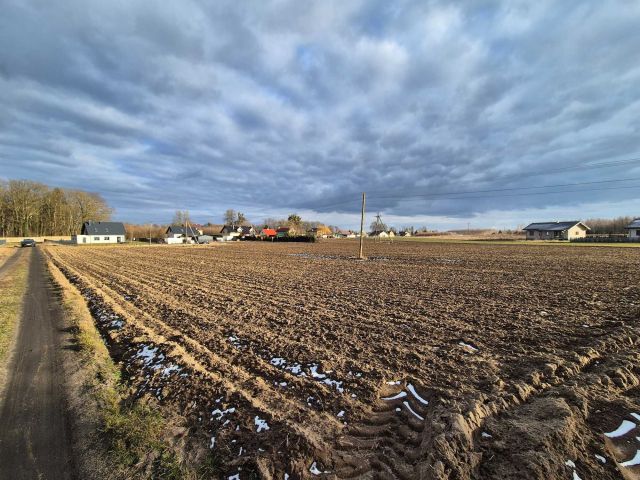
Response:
[636,230,640,236]
[104,236,110,240]
[94,237,99,241]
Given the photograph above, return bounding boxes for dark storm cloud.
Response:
[1,0,640,227]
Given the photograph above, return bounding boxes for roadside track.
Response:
[0,248,22,278]
[0,247,75,480]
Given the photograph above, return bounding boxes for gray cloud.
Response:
[1,0,640,228]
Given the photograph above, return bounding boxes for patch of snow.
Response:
[386,380,401,385]
[620,450,640,467]
[279,382,287,387]
[395,408,401,412]
[211,407,236,421]
[337,411,345,418]
[594,454,606,464]
[604,420,636,438]
[136,345,159,364]
[284,474,289,480]
[407,384,429,405]
[481,432,492,439]
[270,357,286,367]
[322,378,344,393]
[403,401,425,421]
[209,437,215,449]
[255,416,270,433]
[309,364,327,379]
[286,363,303,375]
[631,413,640,422]
[309,461,329,475]
[228,474,240,480]
[565,460,576,468]
[383,391,407,401]
[162,364,181,377]
[459,341,478,352]
[572,471,582,480]
[238,447,243,456]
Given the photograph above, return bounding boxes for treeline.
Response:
[584,216,635,234]
[0,180,112,237]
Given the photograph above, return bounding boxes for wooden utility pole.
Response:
[358,192,366,259]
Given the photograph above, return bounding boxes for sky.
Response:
[1,0,640,230]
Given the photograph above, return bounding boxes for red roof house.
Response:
[261,228,277,237]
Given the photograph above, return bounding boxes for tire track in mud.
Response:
[330,322,640,479]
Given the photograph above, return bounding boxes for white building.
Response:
[73,221,126,244]
[625,219,640,239]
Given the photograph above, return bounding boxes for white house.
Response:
[625,219,640,239]
[369,230,395,238]
[219,225,256,241]
[73,221,126,244]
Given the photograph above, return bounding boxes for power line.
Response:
[305,176,640,211]
[300,155,640,210]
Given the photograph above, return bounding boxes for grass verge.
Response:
[45,254,196,479]
[0,250,29,389]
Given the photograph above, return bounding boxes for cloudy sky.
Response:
[1,0,639,230]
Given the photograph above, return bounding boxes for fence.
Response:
[571,234,640,243]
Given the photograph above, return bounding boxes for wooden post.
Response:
[358,192,366,259]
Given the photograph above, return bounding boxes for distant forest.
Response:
[0,180,111,237]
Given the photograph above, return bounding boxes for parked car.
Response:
[20,238,36,247]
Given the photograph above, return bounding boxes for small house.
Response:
[369,230,395,238]
[276,227,290,238]
[625,219,640,239]
[522,221,589,240]
[73,221,126,244]
[261,228,277,238]
[166,225,201,238]
[219,225,256,241]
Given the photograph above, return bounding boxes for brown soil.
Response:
[44,240,640,479]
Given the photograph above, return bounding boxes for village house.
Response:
[219,225,256,241]
[398,230,412,237]
[73,221,126,244]
[276,226,290,238]
[166,225,202,238]
[522,221,590,240]
[164,225,202,244]
[369,230,395,238]
[260,228,277,239]
[625,219,640,239]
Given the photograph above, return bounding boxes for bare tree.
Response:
[224,209,237,226]
[172,210,191,226]
[0,180,111,236]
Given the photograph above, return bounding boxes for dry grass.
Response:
[0,250,29,391]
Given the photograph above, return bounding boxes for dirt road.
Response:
[0,247,75,480]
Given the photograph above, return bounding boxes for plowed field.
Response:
[45,241,640,479]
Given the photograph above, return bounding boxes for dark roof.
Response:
[276,227,290,232]
[522,221,589,232]
[221,225,238,234]
[81,221,125,236]
[625,219,640,229]
[238,225,254,235]
[166,225,200,236]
